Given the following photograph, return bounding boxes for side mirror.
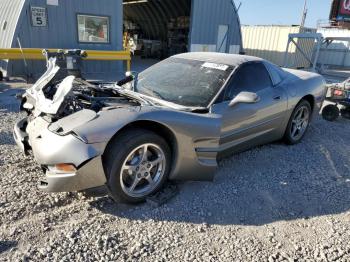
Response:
[125,71,138,78]
[229,92,260,107]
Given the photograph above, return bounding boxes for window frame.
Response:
[222,61,274,101]
[76,13,111,44]
[263,61,286,87]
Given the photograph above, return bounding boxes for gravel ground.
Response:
[1,80,350,261]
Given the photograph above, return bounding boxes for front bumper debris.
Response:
[13,118,30,155]
[38,156,107,192]
[13,117,107,192]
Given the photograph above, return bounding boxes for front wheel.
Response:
[284,100,312,145]
[104,129,171,203]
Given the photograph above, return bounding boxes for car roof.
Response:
[173,52,264,67]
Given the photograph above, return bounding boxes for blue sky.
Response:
[238,0,332,27]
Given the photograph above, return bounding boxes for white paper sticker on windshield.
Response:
[202,62,229,71]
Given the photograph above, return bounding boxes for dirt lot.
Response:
[0,80,350,261]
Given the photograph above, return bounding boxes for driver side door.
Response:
[211,62,288,156]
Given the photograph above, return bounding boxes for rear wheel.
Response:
[104,129,171,203]
[322,104,339,122]
[284,100,312,145]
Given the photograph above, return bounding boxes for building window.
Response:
[77,14,109,43]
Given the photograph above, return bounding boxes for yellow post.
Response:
[127,59,131,72]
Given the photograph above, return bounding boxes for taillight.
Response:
[334,89,344,96]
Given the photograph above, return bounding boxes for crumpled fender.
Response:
[72,106,221,145]
[71,105,223,181]
[48,109,97,135]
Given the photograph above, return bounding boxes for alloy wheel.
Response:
[290,105,310,141]
[120,143,166,198]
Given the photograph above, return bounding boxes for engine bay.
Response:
[20,50,141,122]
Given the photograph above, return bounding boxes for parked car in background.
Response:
[13,52,327,203]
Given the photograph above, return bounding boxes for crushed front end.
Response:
[13,50,139,192]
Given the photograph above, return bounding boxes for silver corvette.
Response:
[14,52,326,203]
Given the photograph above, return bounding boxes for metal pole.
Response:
[300,0,308,28]
[283,38,291,68]
[313,37,322,72]
[17,37,30,82]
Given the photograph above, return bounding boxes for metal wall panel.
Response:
[242,25,316,68]
[0,0,25,76]
[317,28,350,67]
[293,27,317,68]
[242,25,300,66]
[190,0,242,53]
[7,0,123,78]
[3,0,243,78]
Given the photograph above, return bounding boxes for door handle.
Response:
[273,95,281,100]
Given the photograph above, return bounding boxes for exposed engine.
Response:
[20,50,140,122]
[36,78,138,119]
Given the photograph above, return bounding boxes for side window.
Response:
[225,63,272,100]
[264,62,283,86]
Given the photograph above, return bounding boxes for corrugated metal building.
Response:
[1,0,123,79]
[0,0,26,76]
[190,0,242,54]
[317,27,350,67]
[242,25,317,68]
[0,0,242,79]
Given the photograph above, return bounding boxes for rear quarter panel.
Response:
[282,68,326,119]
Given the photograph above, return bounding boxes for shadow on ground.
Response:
[0,131,16,146]
[90,119,350,226]
[0,241,17,254]
[0,81,26,113]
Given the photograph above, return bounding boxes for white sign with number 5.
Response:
[31,7,47,27]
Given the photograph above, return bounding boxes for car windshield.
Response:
[135,57,234,107]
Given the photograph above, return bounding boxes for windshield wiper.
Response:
[113,84,153,105]
[185,107,209,113]
[139,88,164,100]
[112,83,208,113]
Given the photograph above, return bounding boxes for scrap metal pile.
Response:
[322,78,350,121]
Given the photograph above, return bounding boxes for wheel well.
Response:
[103,120,178,168]
[301,95,315,112]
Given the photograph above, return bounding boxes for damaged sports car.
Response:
[14,51,326,203]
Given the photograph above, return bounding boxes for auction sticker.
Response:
[202,62,229,71]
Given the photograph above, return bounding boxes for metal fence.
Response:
[317,28,350,68]
[242,25,317,68]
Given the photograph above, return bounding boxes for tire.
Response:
[104,129,171,204]
[0,71,3,81]
[340,107,350,120]
[322,104,339,122]
[284,100,312,145]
